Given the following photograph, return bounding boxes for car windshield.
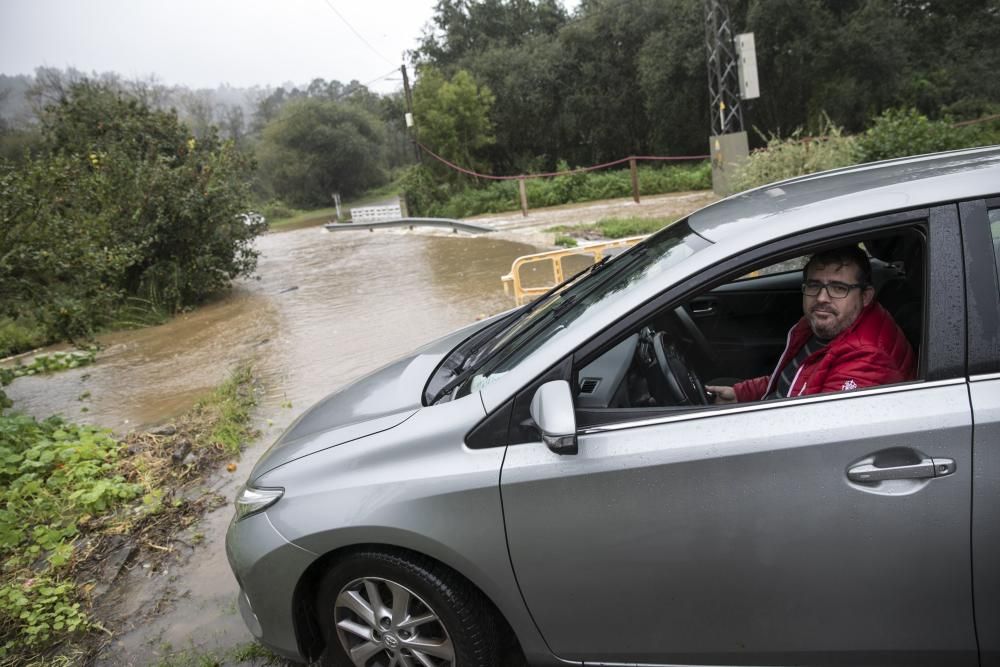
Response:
[450,218,711,400]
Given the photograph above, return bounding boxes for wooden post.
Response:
[629,157,640,203]
[519,177,529,217]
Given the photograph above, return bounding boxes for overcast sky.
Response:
[0,0,455,94]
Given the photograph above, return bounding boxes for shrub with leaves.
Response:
[854,108,966,163]
[0,414,141,651]
[402,161,710,218]
[731,122,858,192]
[0,80,261,356]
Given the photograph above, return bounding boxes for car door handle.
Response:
[847,457,956,482]
[690,302,716,315]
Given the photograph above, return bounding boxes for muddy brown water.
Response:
[5,225,538,664]
[6,228,534,430]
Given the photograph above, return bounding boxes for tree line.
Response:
[412,0,1000,176]
[3,0,998,210]
[1,0,997,355]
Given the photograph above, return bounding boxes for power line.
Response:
[319,0,397,68]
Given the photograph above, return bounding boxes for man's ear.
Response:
[862,285,875,307]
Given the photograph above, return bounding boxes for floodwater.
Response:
[6,227,536,431]
[4,224,539,665]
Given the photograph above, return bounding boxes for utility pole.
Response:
[704,0,757,195]
[401,64,421,163]
[705,0,743,137]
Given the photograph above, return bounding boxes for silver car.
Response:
[226,146,1000,667]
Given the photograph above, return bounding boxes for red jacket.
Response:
[732,302,915,402]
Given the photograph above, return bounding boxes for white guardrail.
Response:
[350,204,403,223]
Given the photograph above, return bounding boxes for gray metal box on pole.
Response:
[734,32,760,100]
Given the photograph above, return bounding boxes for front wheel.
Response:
[317,549,502,667]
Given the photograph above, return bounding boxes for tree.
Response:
[417,0,567,69]
[413,68,495,179]
[256,98,388,206]
[0,80,260,348]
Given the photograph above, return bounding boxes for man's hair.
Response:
[805,245,872,285]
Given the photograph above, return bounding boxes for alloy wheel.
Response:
[334,576,455,667]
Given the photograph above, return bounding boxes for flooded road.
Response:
[251,227,534,415]
[7,224,539,664]
[6,227,535,433]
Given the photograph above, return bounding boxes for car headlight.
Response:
[234,485,284,521]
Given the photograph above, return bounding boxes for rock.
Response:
[171,439,192,464]
[182,452,198,467]
[91,537,137,600]
[149,424,177,436]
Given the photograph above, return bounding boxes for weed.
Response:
[547,216,675,241]
[553,235,578,248]
[190,365,259,456]
[0,415,142,651]
[0,364,260,660]
[731,120,857,192]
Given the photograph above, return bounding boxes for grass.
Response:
[410,162,711,219]
[265,181,404,232]
[152,640,283,666]
[200,365,257,456]
[547,216,676,241]
[0,363,260,662]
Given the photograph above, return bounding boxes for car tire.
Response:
[316,548,502,667]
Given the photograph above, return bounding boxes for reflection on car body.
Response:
[227,146,1000,667]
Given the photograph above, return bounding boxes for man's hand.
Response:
[706,385,737,404]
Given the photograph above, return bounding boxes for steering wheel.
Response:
[651,331,709,406]
[673,305,714,362]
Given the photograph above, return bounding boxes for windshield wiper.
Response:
[429,294,580,405]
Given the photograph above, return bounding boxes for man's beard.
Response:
[809,305,841,339]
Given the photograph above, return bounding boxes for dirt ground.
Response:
[468,189,720,246]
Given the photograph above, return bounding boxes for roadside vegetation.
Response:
[263,179,405,232]
[0,363,259,663]
[547,216,677,247]
[402,162,710,219]
[732,109,1000,191]
[0,81,262,359]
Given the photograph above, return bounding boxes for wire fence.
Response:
[414,141,711,216]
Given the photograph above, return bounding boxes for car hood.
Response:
[248,319,493,480]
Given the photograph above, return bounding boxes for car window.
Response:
[573,228,926,426]
[454,219,711,398]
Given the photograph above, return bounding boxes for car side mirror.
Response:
[529,380,578,455]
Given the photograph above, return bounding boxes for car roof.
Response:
[689,145,1000,243]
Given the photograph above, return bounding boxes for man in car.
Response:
[707,245,915,403]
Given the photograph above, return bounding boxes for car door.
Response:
[963,199,1000,666]
[500,207,978,666]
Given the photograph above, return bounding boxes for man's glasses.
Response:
[801,280,867,299]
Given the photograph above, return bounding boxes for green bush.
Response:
[0,317,47,359]
[403,162,710,218]
[855,108,966,162]
[0,81,261,355]
[732,123,858,192]
[259,200,297,221]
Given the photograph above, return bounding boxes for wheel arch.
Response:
[291,542,527,664]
